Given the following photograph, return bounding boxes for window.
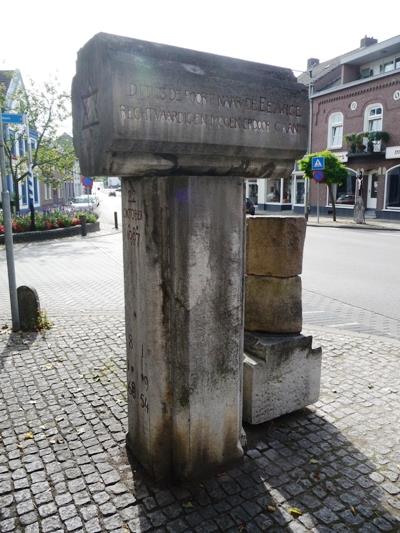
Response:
[360,67,373,79]
[328,112,343,149]
[396,57,400,70]
[386,166,400,209]
[383,61,394,73]
[266,178,291,204]
[292,176,305,205]
[364,104,383,133]
[19,176,40,207]
[44,182,52,201]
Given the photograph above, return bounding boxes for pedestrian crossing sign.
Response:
[311,156,325,170]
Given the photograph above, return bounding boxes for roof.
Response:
[0,70,16,92]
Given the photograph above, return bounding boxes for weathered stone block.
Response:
[246,217,306,277]
[72,33,308,178]
[243,332,322,424]
[17,286,40,332]
[245,275,302,333]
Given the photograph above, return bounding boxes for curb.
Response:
[0,221,100,244]
[306,222,400,231]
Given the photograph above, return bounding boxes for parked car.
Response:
[69,195,99,211]
[108,190,116,197]
[336,193,355,205]
[246,198,256,215]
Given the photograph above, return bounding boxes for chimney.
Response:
[360,36,378,48]
[307,58,320,71]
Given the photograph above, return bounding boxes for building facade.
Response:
[306,34,400,219]
[1,70,81,213]
[246,35,400,219]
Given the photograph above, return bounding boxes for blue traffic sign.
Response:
[311,156,325,170]
[81,176,93,187]
[1,113,24,125]
[313,170,325,182]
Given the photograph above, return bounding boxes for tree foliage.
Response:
[299,150,348,221]
[0,78,75,212]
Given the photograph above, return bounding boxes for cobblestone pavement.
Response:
[1,233,400,531]
[0,319,399,532]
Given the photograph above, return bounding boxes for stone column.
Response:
[123,175,244,480]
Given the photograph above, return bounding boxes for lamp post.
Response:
[304,70,314,221]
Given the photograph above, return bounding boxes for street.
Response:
[302,227,400,339]
[1,215,400,340]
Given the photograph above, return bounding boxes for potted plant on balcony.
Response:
[367,131,390,152]
[345,132,366,153]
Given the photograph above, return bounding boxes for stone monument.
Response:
[72,33,308,481]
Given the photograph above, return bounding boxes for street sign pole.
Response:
[0,112,20,330]
[317,182,320,224]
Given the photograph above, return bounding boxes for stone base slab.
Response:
[243,332,322,424]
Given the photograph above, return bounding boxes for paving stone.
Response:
[59,504,77,521]
[64,516,82,531]
[102,514,122,530]
[19,511,39,526]
[85,517,102,533]
[16,499,35,515]
[0,518,17,532]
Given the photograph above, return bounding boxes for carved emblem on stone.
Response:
[82,91,99,128]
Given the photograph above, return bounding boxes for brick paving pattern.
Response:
[1,231,400,531]
[0,318,399,531]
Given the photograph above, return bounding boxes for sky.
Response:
[1,0,399,132]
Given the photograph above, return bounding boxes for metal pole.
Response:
[305,71,314,221]
[114,211,118,229]
[0,113,20,330]
[317,182,320,224]
[24,116,35,230]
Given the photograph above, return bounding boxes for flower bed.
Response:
[0,209,100,243]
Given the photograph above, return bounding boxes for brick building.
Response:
[300,34,400,219]
[246,35,400,219]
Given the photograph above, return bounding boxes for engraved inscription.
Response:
[128,344,149,413]
[120,83,304,136]
[123,183,143,248]
[127,83,303,116]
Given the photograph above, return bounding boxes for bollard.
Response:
[79,215,87,236]
[114,211,118,229]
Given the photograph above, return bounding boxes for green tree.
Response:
[0,78,75,217]
[299,150,348,222]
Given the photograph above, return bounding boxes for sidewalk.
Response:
[254,208,400,232]
[0,233,400,532]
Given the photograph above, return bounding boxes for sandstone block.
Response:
[246,216,306,277]
[245,275,302,333]
[243,332,322,424]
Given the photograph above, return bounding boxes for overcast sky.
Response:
[1,0,399,116]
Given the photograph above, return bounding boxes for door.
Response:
[367,173,378,209]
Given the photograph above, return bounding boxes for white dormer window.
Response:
[328,112,343,149]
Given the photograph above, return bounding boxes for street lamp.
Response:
[304,69,314,221]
